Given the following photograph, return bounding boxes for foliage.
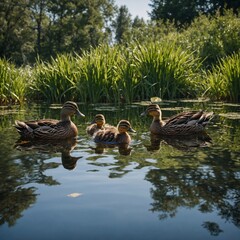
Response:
[0,0,116,65]
[29,42,202,103]
[149,0,240,25]
[131,41,202,100]
[75,45,121,103]
[31,55,78,102]
[178,9,240,68]
[113,5,132,44]
[0,59,28,104]
[0,0,35,65]
[0,9,240,104]
[204,52,240,102]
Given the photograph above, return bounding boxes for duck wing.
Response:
[165,110,213,126]
[93,129,117,144]
[15,119,61,139]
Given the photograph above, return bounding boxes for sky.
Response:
[114,0,151,20]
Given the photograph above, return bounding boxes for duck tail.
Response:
[15,120,33,133]
[199,112,214,126]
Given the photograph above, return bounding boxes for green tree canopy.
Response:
[113,5,132,44]
[0,0,116,65]
[149,0,240,24]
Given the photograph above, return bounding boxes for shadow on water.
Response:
[0,101,240,237]
[15,138,82,170]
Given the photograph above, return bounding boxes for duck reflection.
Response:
[15,138,82,170]
[91,142,132,156]
[145,132,212,152]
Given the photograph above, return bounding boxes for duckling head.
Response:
[91,114,106,127]
[117,120,136,133]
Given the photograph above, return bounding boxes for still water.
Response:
[0,100,239,240]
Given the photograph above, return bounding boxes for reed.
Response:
[205,52,240,102]
[0,59,28,104]
[131,41,202,100]
[75,45,121,103]
[31,54,78,103]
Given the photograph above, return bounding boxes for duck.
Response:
[93,120,136,144]
[141,104,213,136]
[86,114,115,136]
[15,101,85,140]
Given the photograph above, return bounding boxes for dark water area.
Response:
[0,100,240,240]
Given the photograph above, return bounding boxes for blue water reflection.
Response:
[0,101,239,240]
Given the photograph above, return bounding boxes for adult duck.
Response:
[15,101,85,140]
[93,120,136,144]
[141,104,213,136]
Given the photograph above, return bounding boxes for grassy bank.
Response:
[1,44,239,104]
[0,11,239,104]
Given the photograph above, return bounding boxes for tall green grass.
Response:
[131,41,202,100]
[31,55,78,102]
[204,52,240,102]
[75,42,202,103]
[0,59,28,104]
[75,45,121,103]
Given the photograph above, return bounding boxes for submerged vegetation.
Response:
[0,10,240,104]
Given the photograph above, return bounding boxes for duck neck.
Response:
[152,116,164,126]
[61,113,71,121]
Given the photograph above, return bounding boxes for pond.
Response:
[0,100,240,240]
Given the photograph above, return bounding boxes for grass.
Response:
[204,52,240,102]
[0,9,240,104]
[0,59,28,104]
[31,55,77,103]
[132,41,202,100]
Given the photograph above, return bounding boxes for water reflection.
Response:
[0,101,240,239]
[15,138,81,170]
[145,158,240,234]
[91,142,132,156]
[145,133,212,152]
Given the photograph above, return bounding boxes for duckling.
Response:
[15,101,85,140]
[86,114,115,136]
[141,104,213,136]
[93,120,136,144]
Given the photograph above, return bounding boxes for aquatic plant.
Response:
[131,41,202,100]
[205,52,240,102]
[31,55,78,103]
[0,59,28,104]
[75,45,121,103]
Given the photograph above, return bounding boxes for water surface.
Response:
[0,100,239,240]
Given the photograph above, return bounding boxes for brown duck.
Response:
[93,120,136,144]
[15,101,85,140]
[86,114,115,136]
[141,104,213,136]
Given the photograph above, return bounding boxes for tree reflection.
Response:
[0,138,79,227]
[145,156,240,235]
[202,222,223,236]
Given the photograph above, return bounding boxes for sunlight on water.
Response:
[0,101,239,240]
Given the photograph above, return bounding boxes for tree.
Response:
[113,5,132,44]
[0,0,35,65]
[0,0,116,64]
[149,0,240,25]
[45,0,116,56]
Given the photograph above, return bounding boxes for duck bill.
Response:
[76,110,85,118]
[128,127,136,133]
